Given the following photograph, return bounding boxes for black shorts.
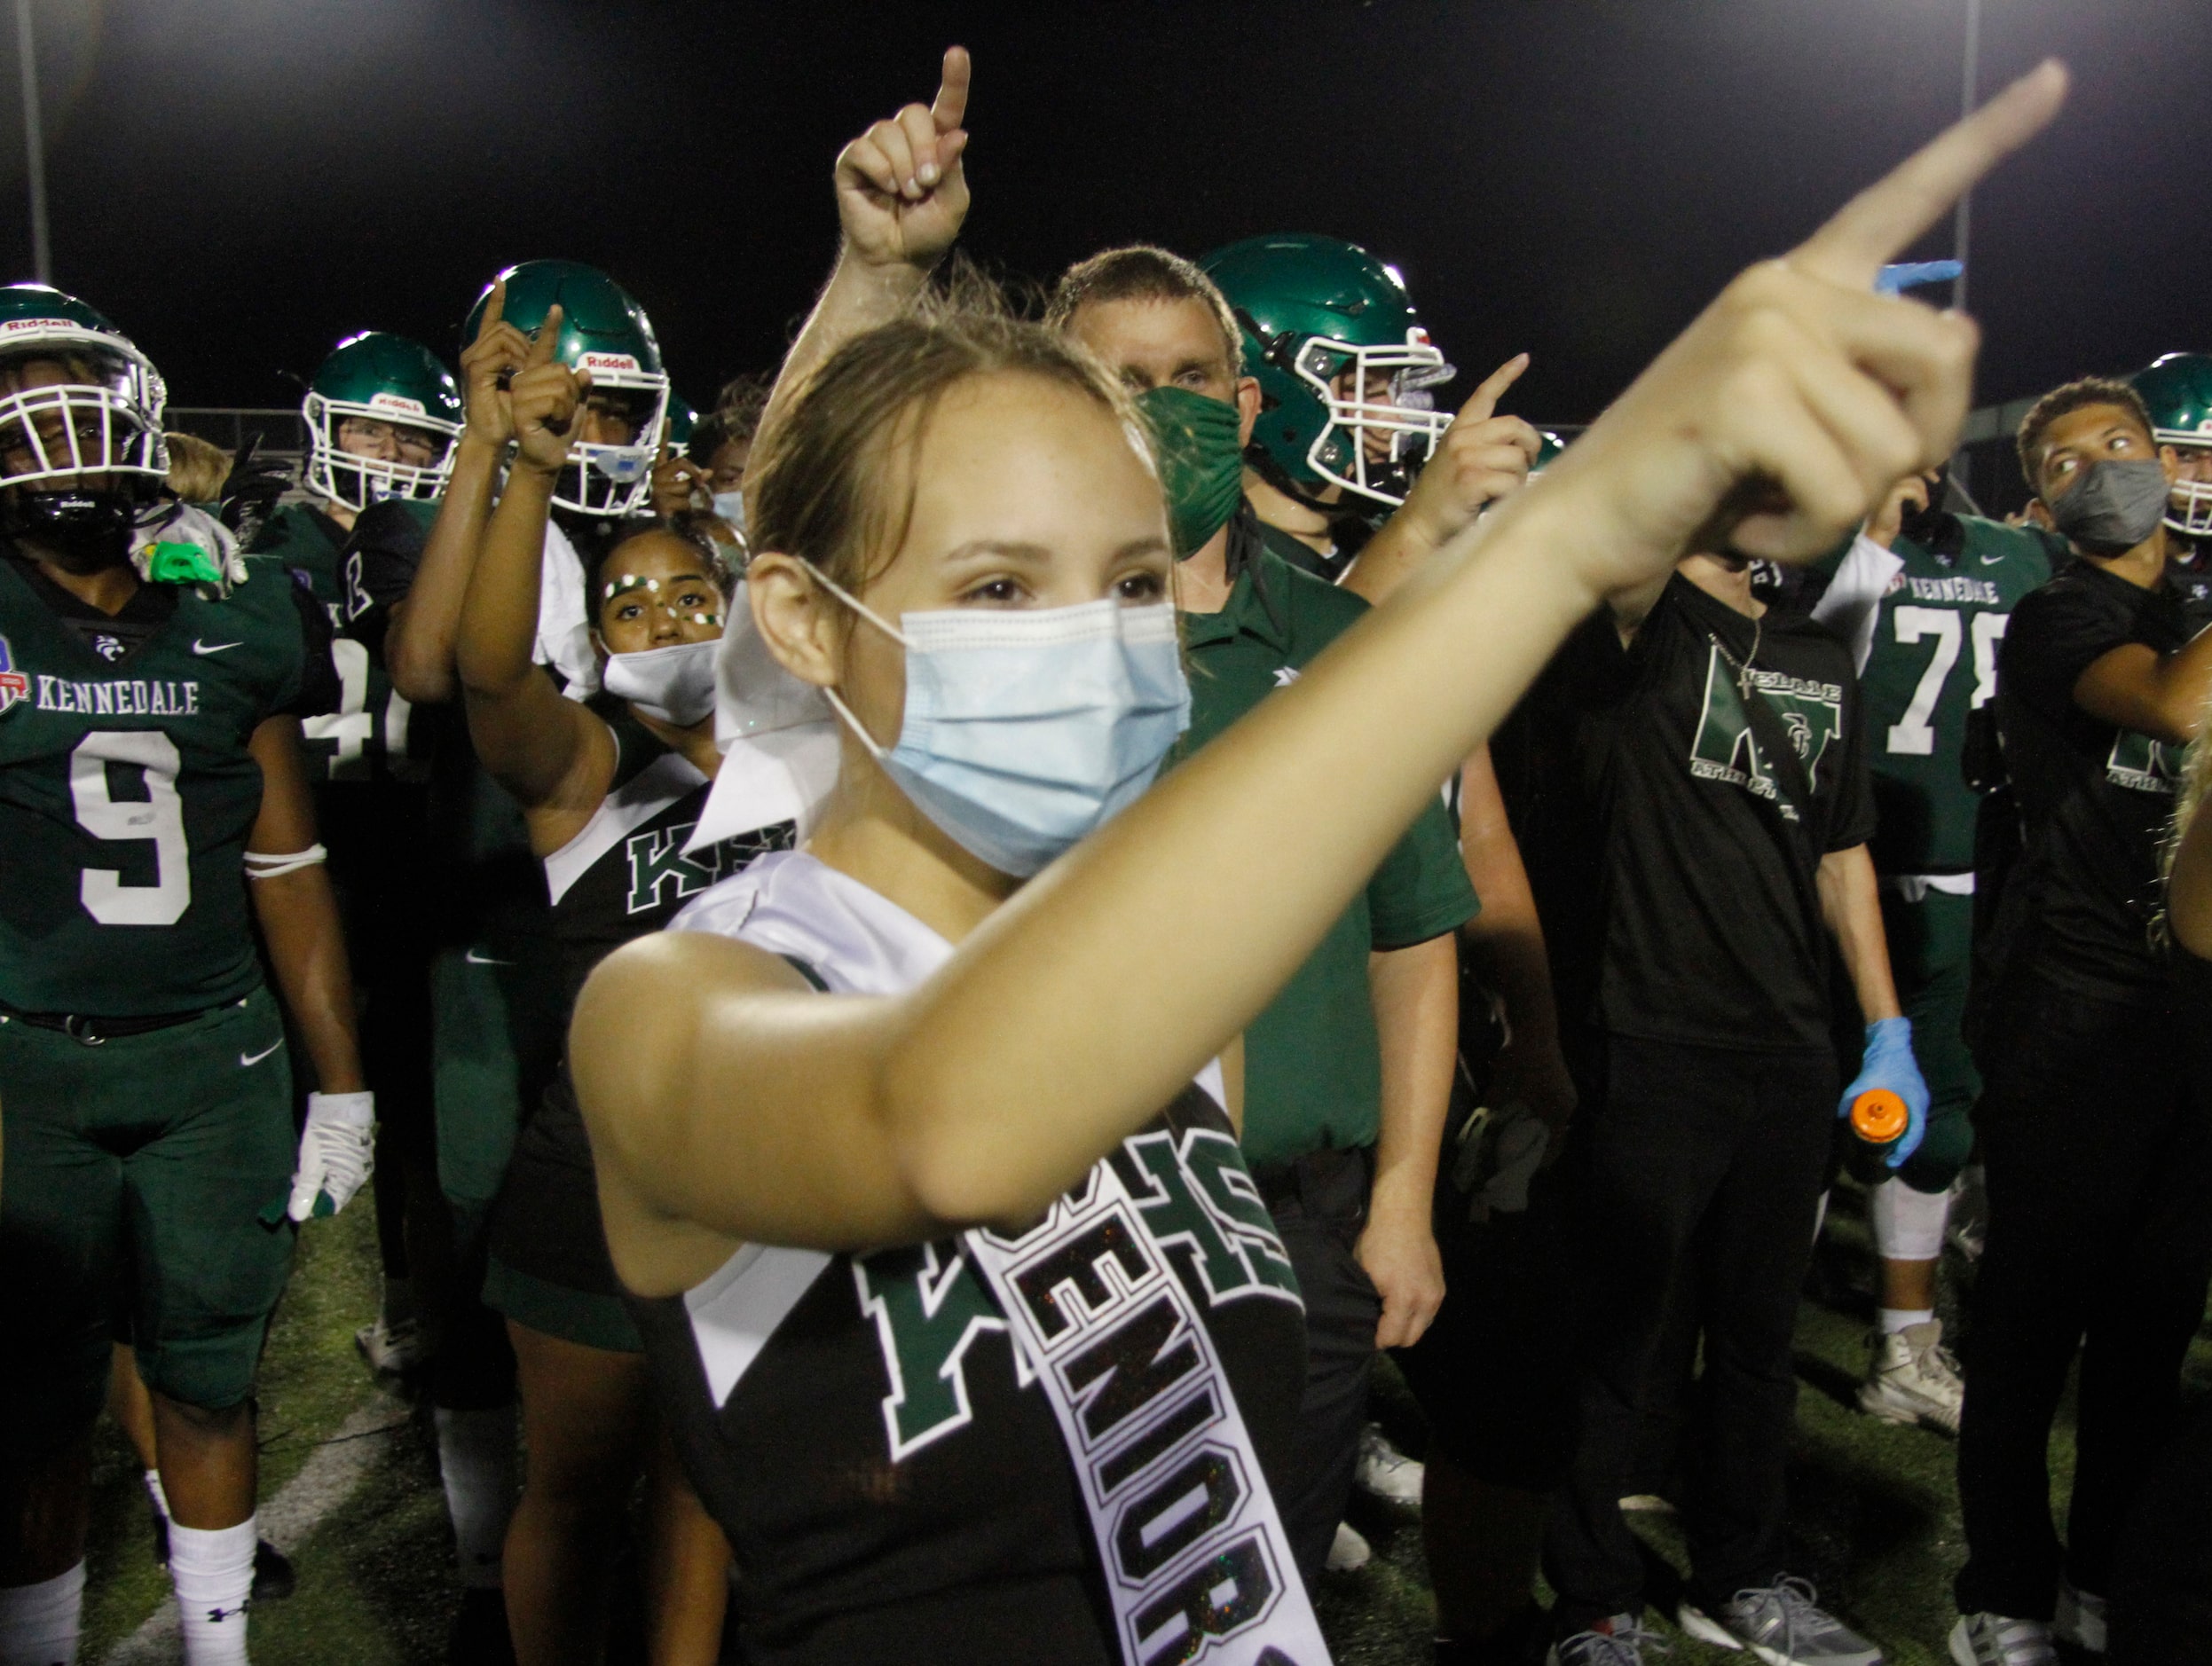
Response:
[483,1071,638,1352]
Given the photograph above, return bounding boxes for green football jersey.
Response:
[1812,515,2059,872]
[249,501,427,784]
[0,556,320,1015]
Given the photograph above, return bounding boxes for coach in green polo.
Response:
[1051,245,1477,1586]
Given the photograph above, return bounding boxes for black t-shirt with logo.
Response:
[1994,559,2212,1001]
[1552,575,1875,1053]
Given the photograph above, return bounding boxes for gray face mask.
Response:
[2048,459,2170,556]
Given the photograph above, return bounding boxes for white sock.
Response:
[1879,1307,1937,1336]
[1870,1175,1951,1261]
[0,1560,84,1666]
[143,1469,170,1521]
[169,1517,256,1666]
[436,1404,517,1589]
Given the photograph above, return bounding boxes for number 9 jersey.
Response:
[0,552,338,1016]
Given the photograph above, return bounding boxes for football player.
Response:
[0,285,371,1666]
[2132,352,2212,593]
[1200,233,1539,600]
[257,332,463,1382]
[1811,473,2061,1435]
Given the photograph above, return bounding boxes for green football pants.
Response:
[0,986,295,1458]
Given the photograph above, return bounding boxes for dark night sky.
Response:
[4,0,2207,438]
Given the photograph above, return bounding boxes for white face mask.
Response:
[712,490,747,532]
[805,562,1191,877]
[600,637,720,727]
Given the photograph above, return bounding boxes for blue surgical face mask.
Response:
[804,562,1191,877]
[712,490,747,532]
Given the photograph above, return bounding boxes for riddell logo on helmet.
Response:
[366,392,427,416]
[579,352,641,373]
[0,318,83,336]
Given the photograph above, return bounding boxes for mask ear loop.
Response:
[798,559,908,763]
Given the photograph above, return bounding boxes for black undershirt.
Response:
[5,553,177,663]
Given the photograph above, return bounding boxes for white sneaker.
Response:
[1948,1614,2056,1666]
[1324,1519,1371,1573]
[355,1314,425,1375]
[1856,1319,1964,1434]
[2054,1580,2106,1654]
[1353,1424,1425,1508]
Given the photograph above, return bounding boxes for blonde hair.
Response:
[163,431,232,504]
[747,281,1146,597]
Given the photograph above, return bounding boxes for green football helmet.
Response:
[1201,233,1454,507]
[302,332,462,513]
[2132,352,2212,537]
[461,260,669,515]
[0,282,167,491]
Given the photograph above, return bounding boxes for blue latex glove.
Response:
[1875,259,1963,296]
[1838,1016,1930,1168]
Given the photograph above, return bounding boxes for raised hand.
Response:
[1534,61,2067,600]
[834,45,972,272]
[459,278,533,448]
[508,304,589,476]
[1399,352,1541,547]
[652,443,709,516]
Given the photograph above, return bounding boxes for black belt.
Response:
[1,1004,211,1045]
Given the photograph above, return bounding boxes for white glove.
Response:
[287,1091,376,1222]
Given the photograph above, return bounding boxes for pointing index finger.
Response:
[1794,59,2066,290]
[478,278,507,342]
[1457,352,1531,425]
[932,45,970,135]
[523,303,563,370]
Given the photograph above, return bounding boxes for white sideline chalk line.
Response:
[100,1391,410,1665]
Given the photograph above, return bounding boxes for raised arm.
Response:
[386,279,530,704]
[756,48,972,449]
[575,65,2068,1284]
[453,310,613,824]
[2073,632,2212,748]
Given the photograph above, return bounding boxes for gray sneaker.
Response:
[1948,1614,2057,1666]
[1678,1578,1882,1665]
[1548,1616,1670,1666]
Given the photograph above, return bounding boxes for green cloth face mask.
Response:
[1137,385,1245,560]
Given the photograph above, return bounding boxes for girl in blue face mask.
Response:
[450,334,796,1666]
[565,59,2064,1666]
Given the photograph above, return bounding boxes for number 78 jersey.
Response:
[0,558,323,1016]
[1812,515,2059,875]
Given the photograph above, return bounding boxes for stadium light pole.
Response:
[13,0,47,284]
[1951,0,1980,312]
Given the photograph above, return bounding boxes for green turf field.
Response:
[75,1179,2212,1664]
